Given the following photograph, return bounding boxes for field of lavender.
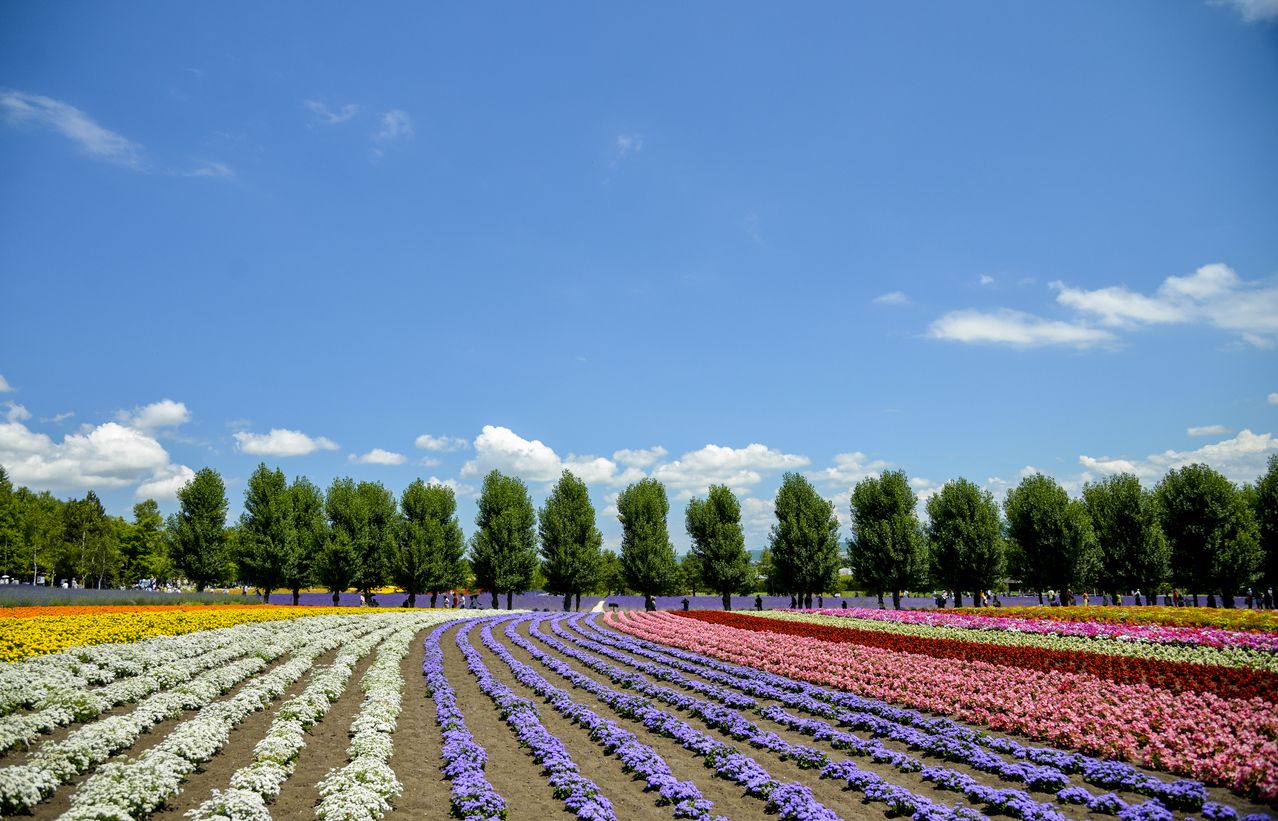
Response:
[0,605,1274,820]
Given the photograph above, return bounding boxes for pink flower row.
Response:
[611,611,1278,801]
[805,607,1278,653]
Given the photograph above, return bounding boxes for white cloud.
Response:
[304,99,359,125]
[928,308,1117,349]
[4,402,31,423]
[1078,429,1278,485]
[613,446,667,467]
[741,497,776,541]
[233,428,339,457]
[872,291,910,306]
[349,448,408,465]
[461,425,616,484]
[1268,393,1278,405]
[979,274,995,286]
[419,456,441,467]
[651,443,809,498]
[615,133,643,158]
[374,110,413,141]
[1212,0,1278,22]
[121,399,191,430]
[135,464,195,501]
[427,476,476,497]
[1,419,172,490]
[415,434,468,452]
[1187,425,1230,437]
[1052,264,1278,347]
[0,375,12,393]
[186,161,234,178]
[810,451,893,489]
[1,89,144,168]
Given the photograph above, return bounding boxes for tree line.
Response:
[0,456,1275,609]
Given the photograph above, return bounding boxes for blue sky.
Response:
[2,0,1276,552]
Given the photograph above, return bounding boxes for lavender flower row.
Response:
[423,621,507,821]
[563,616,1195,821]
[515,614,911,821]
[585,614,1218,811]
[477,617,729,821]
[453,618,618,821]
[529,615,999,821]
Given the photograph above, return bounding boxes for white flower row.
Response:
[0,616,387,816]
[58,617,421,821]
[184,628,399,821]
[313,616,451,821]
[0,619,297,717]
[0,622,305,754]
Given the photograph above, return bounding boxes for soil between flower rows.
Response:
[9,614,1274,820]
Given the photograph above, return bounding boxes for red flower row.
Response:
[673,611,1278,703]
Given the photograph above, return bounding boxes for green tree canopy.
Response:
[238,463,294,603]
[539,470,603,612]
[617,478,680,603]
[325,477,397,601]
[397,479,467,607]
[470,470,538,609]
[1004,473,1098,600]
[848,469,927,610]
[169,468,228,591]
[926,478,1004,608]
[121,499,166,583]
[1082,473,1169,603]
[1254,455,1278,594]
[285,477,326,605]
[1156,463,1260,607]
[685,484,751,610]
[768,473,840,605]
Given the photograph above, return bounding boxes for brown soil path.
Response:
[385,627,452,820]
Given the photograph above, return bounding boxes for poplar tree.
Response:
[1082,473,1169,604]
[1254,455,1278,595]
[1004,473,1098,600]
[685,484,751,610]
[618,478,679,607]
[539,470,603,612]
[169,468,228,591]
[286,477,326,605]
[1156,464,1260,607]
[397,479,466,607]
[239,463,293,603]
[471,470,538,609]
[769,473,840,607]
[848,470,926,609]
[926,478,1003,608]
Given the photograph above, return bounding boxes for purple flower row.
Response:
[529,615,996,821]
[475,618,729,821]
[580,614,1233,815]
[514,614,952,821]
[423,622,508,821]
[453,618,617,821]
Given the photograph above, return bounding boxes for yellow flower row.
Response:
[0,607,368,662]
[954,604,1278,632]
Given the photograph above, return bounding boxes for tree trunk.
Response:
[803,593,813,608]
[292,587,300,606]
[262,589,270,603]
[1193,593,1199,607]
[892,590,901,610]
[490,590,499,609]
[722,591,731,611]
[196,582,206,592]
[506,591,513,610]
[1207,593,1217,608]
[331,591,340,605]
[574,593,581,611]
[1037,590,1044,605]
[877,591,885,609]
[408,592,417,607]
[953,591,963,608]
[430,592,438,607]
[563,593,572,611]
[1222,592,1235,609]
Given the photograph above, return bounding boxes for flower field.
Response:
[0,606,1274,820]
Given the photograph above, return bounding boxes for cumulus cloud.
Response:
[1187,425,1230,437]
[810,451,894,489]
[233,428,339,457]
[415,434,468,452]
[1,89,144,168]
[5,402,31,423]
[1,419,171,490]
[349,448,407,465]
[928,309,1117,349]
[304,99,359,125]
[460,425,638,486]
[0,375,12,392]
[120,399,191,430]
[650,443,809,498]
[1078,428,1278,485]
[613,446,667,467]
[426,476,476,497]
[135,464,196,500]
[1212,0,1278,22]
[872,291,910,306]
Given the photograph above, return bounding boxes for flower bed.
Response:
[950,606,1278,633]
[677,611,1278,702]
[610,611,1278,800]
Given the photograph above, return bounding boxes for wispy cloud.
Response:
[872,291,910,306]
[1211,0,1278,23]
[415,433,468,452]
[0,374,12,393]
[186,161,234,178]
[614,133,643,159]
[373,109,413,142]
[979,274,996,286]
[1,89,144,168]
[304,99,359,125]
[1269,392,1278,405]
[1187,424,1230,437]
[928,308,1116,349]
